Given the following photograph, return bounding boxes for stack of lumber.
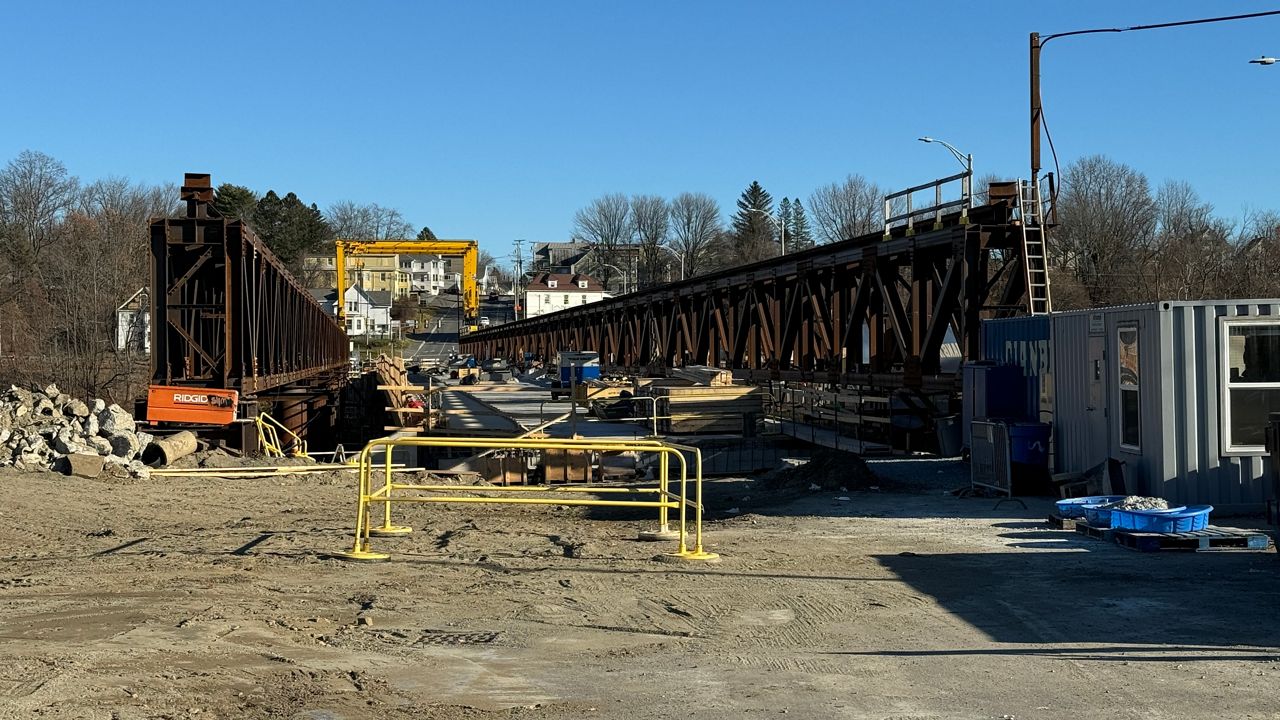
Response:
[375,354,421,429]
[671,365,735,386]
[647,385,764,435]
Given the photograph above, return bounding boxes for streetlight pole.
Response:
[918,137,972,177]
[1031,10,1280,200]
[746,207,784,256]
[658,245,685,281]
[597,262,630,294]
[918,136,973,211]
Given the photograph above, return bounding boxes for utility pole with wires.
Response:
[512,238,526,320]
[1030,9,1280,219]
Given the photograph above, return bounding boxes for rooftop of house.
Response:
[525,272,608,293]
[308,286,392,307]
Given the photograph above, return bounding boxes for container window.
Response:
[1223,320,1280,452]
[1118,327,1140,450]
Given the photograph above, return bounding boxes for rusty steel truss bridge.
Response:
[463,178,1048,392]
[147,173,349,448]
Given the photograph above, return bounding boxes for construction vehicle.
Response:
[335,239,480,328]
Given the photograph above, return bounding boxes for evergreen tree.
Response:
[790,199,815,250]
[252,190,333,268]
[730,181,775,263]
[213,183,258,221]
[416,226,439,241]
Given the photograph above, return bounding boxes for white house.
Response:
[115,287,150,353]
[310,286,393,337]
[399,255,453,296]
[523,272,611,318]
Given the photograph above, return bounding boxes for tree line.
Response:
[2,147,1275,401]
[0,150,476,402]
[569,158,1280,309]
[570,174,886,290]
[1049,154,1280,308]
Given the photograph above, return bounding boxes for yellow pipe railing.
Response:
[255,411,309,459]
[330,435,717,563]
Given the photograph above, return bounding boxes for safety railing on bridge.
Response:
[331,436,718,563]
[883,169,972,237]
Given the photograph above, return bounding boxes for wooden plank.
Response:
[1073,523,1114,542]
[378,384,426,391]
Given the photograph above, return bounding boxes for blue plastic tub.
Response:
[1055,495,1126,520]
[1083,505,1114,527]
[1085,504,1186,528]
[1112,505,1212,533]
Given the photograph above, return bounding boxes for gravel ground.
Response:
[1,464,1277,719]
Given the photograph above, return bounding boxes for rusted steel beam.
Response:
[466,200,1027,386]
[151,173,348,397]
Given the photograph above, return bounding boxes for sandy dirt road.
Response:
[0,467,1277,719]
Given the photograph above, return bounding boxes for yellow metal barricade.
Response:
[255,412,309,459]
[331,436,717,563]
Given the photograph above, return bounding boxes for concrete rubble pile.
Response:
[0,384,152,479]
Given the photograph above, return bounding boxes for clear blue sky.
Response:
[3,1,1278,261]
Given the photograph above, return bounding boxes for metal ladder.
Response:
[1018,179,1052,315]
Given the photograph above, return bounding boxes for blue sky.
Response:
[3,2,1278,260]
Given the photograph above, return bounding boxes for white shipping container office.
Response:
[984,299,1278,512]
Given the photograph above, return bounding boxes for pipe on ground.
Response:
[142,430,198,467]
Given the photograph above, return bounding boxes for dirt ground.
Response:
[1,464,1278,720]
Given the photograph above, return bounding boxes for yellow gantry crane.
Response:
[335,239,479,328]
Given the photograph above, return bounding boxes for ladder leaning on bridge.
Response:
[1017,179,1052,315]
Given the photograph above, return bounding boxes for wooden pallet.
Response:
[1112,526,1273,553]
[1073,523,1114,541]
[1047,514,1084,530]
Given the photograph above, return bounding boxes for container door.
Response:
[1085,335,1109,465]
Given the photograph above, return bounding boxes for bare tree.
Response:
[0,167,165,402]
[1233,209,1280,298]
[0,150,79,273]
[807,174,882,244]
[1053,155,1156,307]
[668,192,721,279]
[573,193,631,290]
[326,201,414,240]
[630,195,669,288]
[1141,180,1233,301]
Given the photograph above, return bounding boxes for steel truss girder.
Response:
[150,174,349,395]
[464,203,1029,386]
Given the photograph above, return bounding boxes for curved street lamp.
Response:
[658,244,685,281]
[1030,10,1280,193]
[746,207,785,256]
[918,136,973,176]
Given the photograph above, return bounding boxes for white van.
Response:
[479,316,491,327]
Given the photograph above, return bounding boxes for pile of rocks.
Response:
[0,384,152,478]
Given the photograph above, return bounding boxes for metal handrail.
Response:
[255,411,309,459]
[331,435,717,563]
[883,169,973,235]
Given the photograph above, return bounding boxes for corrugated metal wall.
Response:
[1159,301,1278,509]
[1049,310,1099,478]
[1047,300,1277,510]
[980,315,1051,423]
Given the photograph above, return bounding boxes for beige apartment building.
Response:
[301,254,412,299]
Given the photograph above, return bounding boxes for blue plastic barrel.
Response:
[1008,422,1051,466]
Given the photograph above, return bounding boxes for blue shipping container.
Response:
[980,315,1052,424]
